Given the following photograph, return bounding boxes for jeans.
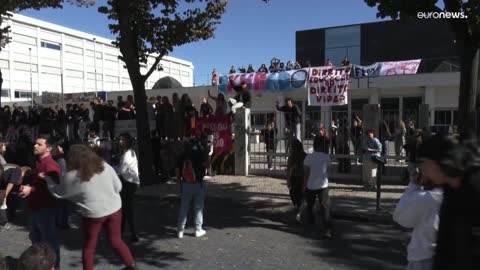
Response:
[29,208,60,268]
[177,183,206,231]
[82,209,134,270]
[305,188,332,232]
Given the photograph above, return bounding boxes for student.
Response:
[176,138,209,238]
[393,169,443,270]
[418,134,480,270]
[41,145,136,270]
[116,133,140,242]
[303,136,333,238]
[16,243,56,270]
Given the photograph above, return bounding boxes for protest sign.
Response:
[196,116,233,153]
[307,66,351,106]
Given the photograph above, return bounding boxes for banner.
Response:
[196,116,233,154]
[218,69,309,94]
[352,63,380,78]
[352,59,421,78]
[307,66,351,106]
[379,59,421,76]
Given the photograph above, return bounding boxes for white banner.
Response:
[379,59,421,76]
[307,65,351,106]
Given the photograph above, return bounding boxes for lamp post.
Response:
[93,38,98,97]
[29,48,33,107]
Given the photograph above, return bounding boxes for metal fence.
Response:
[248,109,417,182]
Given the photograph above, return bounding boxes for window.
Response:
[42,65,61,75]
[434,110,450,125]
[105,54,118,62]
[41,41,61,51]
[65,45,83,55]
[182,71,190,77]
[65,69,84,79]
[0,59,9,69]
[14,61,37,72]
[13,33,36,46]
[324,25,360,65]
[434,110,457,125]
[251,113,275,129]
[1,89,9,98]
[14,90,38,99]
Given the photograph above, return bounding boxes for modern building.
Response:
[295,19,468,132]
[0,13,194,103]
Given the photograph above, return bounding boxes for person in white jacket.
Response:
[116,133,140,242]
[393,169,443,270]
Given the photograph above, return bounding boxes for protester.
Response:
[303,136,333,238]
[18,134,61,269]
[287,138,306,211]
[199,97,214,118]
[176,138,209,239]
[208,90,228,116]
[246,64,255,73]
[0,142,6,165]
[275,98,301,144]
[229,81,251,114]
[418,134,480,270]
[351,116,363,164]
[362,129,382,190]
[257,64,268,73]
[395,120,407,160]
[263,120,277,170]
[116,133,140,242]
[41,144,136,270]
[0,163,23,227]
[229,65,236,74]
[341,56,350,66]
[181,94,197,137]
[393,168,443,270]
[211,68,218,86]
[16,243,56,270]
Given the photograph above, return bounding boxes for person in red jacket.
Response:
[19,134,61,269]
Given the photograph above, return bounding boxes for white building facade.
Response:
[0,13,194,102]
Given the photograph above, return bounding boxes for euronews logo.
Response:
[417,11,468,19]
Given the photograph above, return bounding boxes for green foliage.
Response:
[98,0,227,80]
[364,0,479,42]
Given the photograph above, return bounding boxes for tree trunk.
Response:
[131,76,155,184]
[0,68,3,107]
[457,39,479,137]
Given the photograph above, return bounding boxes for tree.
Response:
[0,0,93,107]
[365,0,480,136]
[98,0,227,183]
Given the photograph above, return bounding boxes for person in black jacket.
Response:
[228,81,251,114]
[276,97,301,142]
[258,64,268,73]
[418,134,480,270]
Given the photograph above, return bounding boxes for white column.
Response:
[424,86,436,126]
[399,96,403,122]
[369,88,380,104]
[82,39,87,92]
[234,107,250,176]
[7,19,14,102]
[101,43,105,92]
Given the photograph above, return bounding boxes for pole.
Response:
[93,38,98,97]
[29,48,33,107]
[472,48,479,134]
[61,43,64,108]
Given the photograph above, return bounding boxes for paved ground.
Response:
[0,176,408,270]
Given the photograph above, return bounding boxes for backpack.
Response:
[182,159,197,183]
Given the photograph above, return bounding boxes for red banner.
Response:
[196,116,233,154]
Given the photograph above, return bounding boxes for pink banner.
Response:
[379,59,421,76]
[196,116,233,154]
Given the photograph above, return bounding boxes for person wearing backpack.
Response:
[176,138,209,239]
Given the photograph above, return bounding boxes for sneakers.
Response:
[177,230,184,239]
[195,229,206,238]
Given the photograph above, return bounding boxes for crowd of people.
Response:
[0,127,211,269]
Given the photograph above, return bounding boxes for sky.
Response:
[21,0,389,86]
